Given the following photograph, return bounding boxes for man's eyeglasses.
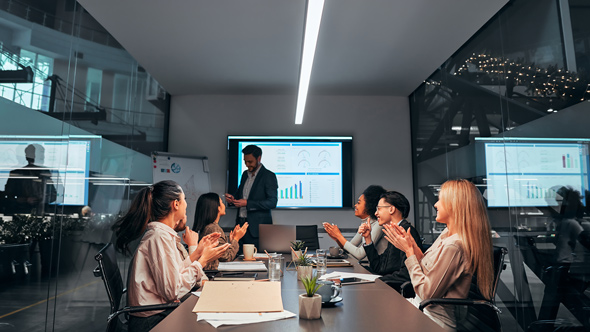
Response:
[376,205,392,210]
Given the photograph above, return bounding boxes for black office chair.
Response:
[94,243,179,332]
[401,246,508,332]
[296,225,320,251]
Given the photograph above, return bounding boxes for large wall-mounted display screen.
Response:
[476,137,590,207]
[227,136,353,208]
[0,136,92,206]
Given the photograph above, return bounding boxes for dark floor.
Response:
[0,241,113,332]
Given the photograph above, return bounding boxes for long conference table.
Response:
[152,256,445,332]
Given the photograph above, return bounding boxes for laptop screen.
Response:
[258,225,296,253]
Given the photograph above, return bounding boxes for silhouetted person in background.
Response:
[4,144,56,215]
[538,186,590,329]
[81,205,93,217]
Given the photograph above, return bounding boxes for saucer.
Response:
[327,254,346,259]
[322,296,343,307]
[243,258,256,261]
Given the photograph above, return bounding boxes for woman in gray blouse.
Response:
[323,185,388,260]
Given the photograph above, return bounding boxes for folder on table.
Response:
[193,281,283,313]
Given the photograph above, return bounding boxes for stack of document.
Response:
[193,281,294,328]
[311,258,352,267]
[238,253,276,259]
[196,311,296,328]
[319,271,381,281]
[218,261,267,272]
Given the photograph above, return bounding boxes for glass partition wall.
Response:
[0,1,168,331]
[410,0,590,330]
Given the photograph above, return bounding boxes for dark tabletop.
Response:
[151,256,445,332]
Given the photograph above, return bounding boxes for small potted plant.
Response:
[291,240,305,259]
[296,252,313,280]
[299,273,323,319]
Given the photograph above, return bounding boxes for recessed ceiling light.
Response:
[295,0,325,125]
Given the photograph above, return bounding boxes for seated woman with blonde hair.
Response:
[384,179,494,330]
[193,192,248,270]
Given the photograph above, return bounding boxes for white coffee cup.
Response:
[243,244,257,260]
[329,246,344,257]
[317,280,342,303]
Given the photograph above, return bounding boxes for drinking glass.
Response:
[269,254,282,281]
[316,249,327,276]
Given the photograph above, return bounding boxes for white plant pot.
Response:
[299,294,322,319]
[293,250,303,262]
[297,265,313,281]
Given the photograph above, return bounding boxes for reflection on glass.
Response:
[410,0,590,330]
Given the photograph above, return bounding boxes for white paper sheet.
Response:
[196,310,296,328]
[239,253,276,259]
[218,261,268,272]
[319,271,381,281]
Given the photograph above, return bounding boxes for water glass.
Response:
[269,254,282,281]
[316,249,327,276]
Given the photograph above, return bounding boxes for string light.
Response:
[454,53,590,102]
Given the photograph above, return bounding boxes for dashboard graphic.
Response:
[238,142,343,208]
[227,136,353,209]
[478,138,590,207]
[0,137,91,206]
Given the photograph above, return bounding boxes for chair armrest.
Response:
[93,265,102,277]
[400,281,415,298]
[107,302,181,324]
[419,298,501,314]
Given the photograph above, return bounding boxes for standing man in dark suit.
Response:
[225,145,278,250]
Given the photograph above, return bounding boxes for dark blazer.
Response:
[234,164,278,237]
[364,219,423,276]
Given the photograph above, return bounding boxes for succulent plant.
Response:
[301,273,323,297]
[291,240,305,251]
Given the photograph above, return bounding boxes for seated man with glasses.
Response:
[358,191,424,275]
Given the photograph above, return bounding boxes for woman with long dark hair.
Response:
[193,192,248,270]
[384,179,493,329]
[112,180,230,332]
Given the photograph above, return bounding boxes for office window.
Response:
[0,47,53,111]
[85,67,102,110]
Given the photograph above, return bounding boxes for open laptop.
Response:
[258,224,296,253]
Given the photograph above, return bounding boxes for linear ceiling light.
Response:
[295,0,325,125]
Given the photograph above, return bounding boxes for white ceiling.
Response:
[78,0,508,97]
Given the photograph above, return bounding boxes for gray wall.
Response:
[168,94,413,231]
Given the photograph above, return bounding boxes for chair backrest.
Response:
[466,246,507,302]
[95,243,124,315]
[296,225,320,251]
[454,246,507,332]
[491,246,507,301]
